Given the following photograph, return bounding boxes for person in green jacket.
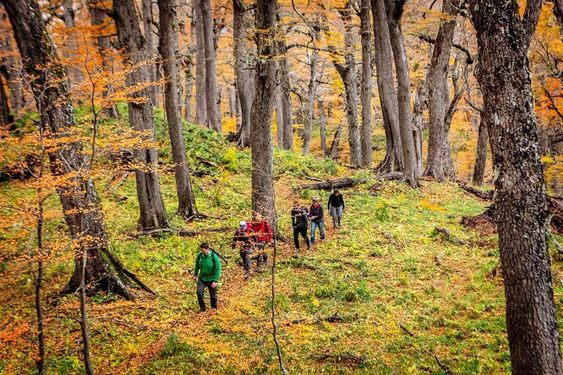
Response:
[192,242,221,311]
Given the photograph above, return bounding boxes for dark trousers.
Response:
[240,251,252,274]
[196,279,217,311]
[293,226,310,250]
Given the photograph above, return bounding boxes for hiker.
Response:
[192,242,221,312]
[309,196,325,244]
[231,221,256,279]
[249,213,272,271]
[291,200,311,253]
[328,189,345,229]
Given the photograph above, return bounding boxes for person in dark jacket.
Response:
[327,189,345,229]
[192,242,221,312]
[231,221,256,279]
[309,196,325,244]
[291,200,310,253]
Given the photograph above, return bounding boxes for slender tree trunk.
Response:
[141,0,160,108]
[276,8,293,150]
[114,0,169,231]
[371,0,402,172]
[302,44,318,154]
[0,16,24,115]
[201,0,220,131]
[4,0,135,300]
[472,111,488,185]
[360,0,373,167]
[424,0,459,180]
[0,74,11,125]
[89,0,119,118]
[251,0,277,228]
[276,87,284,147]
[412,84,425,175]
[234,0,254,147]
[319,100,327,154]
[471,1,562,373]
[327,125,342,160]
[79,245,94,375]
[183,55,193,121]
[157,0,197,218]
[62,0,84,86]
[194,0,207,124]
[385,0,418,186]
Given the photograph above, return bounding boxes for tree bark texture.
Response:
[4,0,135,300]
[424,0,460,181]
[371,0,402,172]
[141,0,160,108]
[385,0,418,186]
[234,0,255,147]
[114,0,169,231]
[183,54,193,121]
[0,74,11,125]
[470,1,562,373]
[275,86,284,147]
[201,0,221,131]
[62,0,84,85]
[194,0,207,124]
[251,0,277,228]
[319,100,327,154]
[302,42,319,155]
[412,84,425,175]
[0,12,24,115]
[472,110,488,185]
[89,0,119,118]
[360,0,373,168]
[276,7,293,151]
[157,0,197,218]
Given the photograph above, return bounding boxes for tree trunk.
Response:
[412,84,425,176]
[0,13,24,115]
[302,44,318,155]
[424,0,459,180]
[470,1,562,373]
[335,2,361,167]
[193,0,207,124]
[472,111,488,185]
[4,0,135,300]
[89,0,119,118]
[371,0,402,172]
[360,0,373,168]
[183,55,193,121]
[276,9,293,151]
[234,0,254,147]
[114,0,169,231]
[275,86,284,147]
[201,0,220,131]
[319,100,327,154]
[251,0,277,228]
[385,0,418,186]
[141,0,160,108]
[157,0,198,218]
[0,74,11,125]
[62,0,84,86]
[327,125,342,160]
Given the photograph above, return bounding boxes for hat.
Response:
[312,196,320,201]
[239,221,247,227]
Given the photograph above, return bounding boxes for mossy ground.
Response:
[1,114,561,374]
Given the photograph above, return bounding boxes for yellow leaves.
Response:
[419,198,447,213]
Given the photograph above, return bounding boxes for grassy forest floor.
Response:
[1,112,562,374]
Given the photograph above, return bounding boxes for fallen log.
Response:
[294,177,368,191]
[375,171,403,181]
[132,226,232,238]
[458,182,493,200]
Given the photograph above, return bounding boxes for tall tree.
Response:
[251,0,277,226]
[276,5,293,150]
[233,0,254,147]
[359,0,373,167]
[385,0,418,186]
[113,0,169,230]
[3,0,135,299]
[157,0,198,218]
[319,100,327,154]
[201,0,220,131]
[334,2,361,167]
[302,29,319,155]
[371,0,402,172]
[62,0,84,85]
[0,10,23,115]
[424,0,460,181]
[194,0,207,124]
[470,0,562,373]
[141,0,160,108]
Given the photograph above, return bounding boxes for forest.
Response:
[0,0,562,373]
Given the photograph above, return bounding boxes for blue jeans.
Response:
[311,220,325,243]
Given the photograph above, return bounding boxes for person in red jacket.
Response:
[249,213,272,271]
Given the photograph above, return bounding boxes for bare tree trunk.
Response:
[183,55,193,121]
[360,0,373,167]
[276,86,284,147]
[371,0,403,172]
[201,0,220,131]
[424,0,459,180]
[79,244,94,375]
[335,2,361,167]
[89,0,119,118]
[472,111,488,185]
[62,0,84,86]
[158,0,198,218]
[471,1,562,373]
[327,125,342,160]
[319,100,327,154]
[276,7,293,150]
[302,44,318,154]
[385,0,418,186]
[141,0,160,108]
[114,0,169,231]
[412,84,425,176]
[4,0,136,300]
[0,74,11,125]
[234,0,254,147]
[0,14,24,115]
[251,0,277,228]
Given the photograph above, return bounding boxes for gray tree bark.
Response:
[157,0,198,218]
[275,86,284,147]
[251,0,277,227]
[201,0,220,131]
[319,100,327,154]
[276,6,293,150]
[472,109,488,185]
[424,0,460,181]
[359,0,373,167]
[194,0,207,124]
[471,1,563,373]
[141,0,160,108]
[183,54,193,121]
[62,0,84,85]
[302,43,319,155]
[412,84,425,175]
[4,0,135,300]
[0,12,24,115]
[114,0,169,230]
